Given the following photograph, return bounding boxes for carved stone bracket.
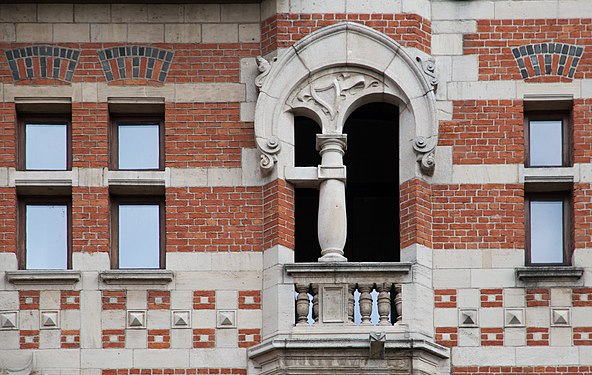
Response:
[0,353,35,375]
[413,136,437,175]
[415,55,438,92]
[255,56,277,91]
[257,136,281,174]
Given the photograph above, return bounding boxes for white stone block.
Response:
[557,0,592,17]
[433,250,481,269]
[36,349,80,367]
[526,307,550,327]
[452,55,478,82]
[0,23,16,42]
[490,249,524,268]
[128,24,164,43]
[263,245,295,270]
[38,4,74,22]
[217,290,238,310]
[515,347,578,365]
[495,1,558,19]
[505,327,526,346]
[0,4,36,22]
[451,347,515,366]
[432,20,477,34]
[345,0,401,13]
[0,291,18,310]
[447,81,517,100]
[126,329,147,349]
[171,290,193,310]
[207,167,242,187]
[221,4,260,22]
[165,24,201,43]
[479,308,503,328]
[216,328,237,348]
[127,291,147,310]
[101,310,125,330]
[240,102,256,123]
[211,252,262,272]
[39,329,60,349]
[175,271,261,290]
[433,269,471,288]
[432,34,464,56]
[53,23,90,42]
[81,349,133,368]
[16,24,53,42]
[81,272,99,290]
[184,4,220,22]
[432,1,495,20]
[111,4,148,22]
[290,0,346,13]
[504,289,525,308]
[239,24,261,43]
[470,269,516,288]
[202,24,238,43]
[517,81,581,99]
[572,307,592,327]
[551,327,572,346]
[237,310,262,328]
[72,252,110,271]
[148,4,184,23]
[190,348,248,367]
[434,308,458,327]
[168,167,208,187]
[171,328,192,349]
[457,289,480,309]
[147,310,170,329]
[19,310,39,330]
[580,347,592,364]
[75,4,111,23]
[174,83,245,103]
[401,0,430,18]
[133,349,190,367]
[0,331,19,350]
[551,288,572,307]
[90,24,127,43]
[167,253,212,271]
[452,164,519,184]
[61,310,81,331]
[192,310,216,328]
[458,328,479,347]
[80,291,101,349]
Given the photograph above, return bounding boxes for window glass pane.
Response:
[118,124,159,169]
[530,200,563,264]
[529,120,562,166]
[26,205,67,269]
[119,204,160,268]
[26,123,67,170]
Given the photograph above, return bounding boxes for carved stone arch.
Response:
[254,21,438,177]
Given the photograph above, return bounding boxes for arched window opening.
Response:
[294,116,322,262]
[343,102,399,262]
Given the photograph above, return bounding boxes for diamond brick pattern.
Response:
[238,290,261,309]
[97,46,174,83]
[193,328,215,348]
[238,328,261,348]
[481,328,504,346]
[5,45,80,82]
[512,43,583,80]
[193,291,216,310]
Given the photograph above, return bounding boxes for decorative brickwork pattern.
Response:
[71,102,109,168]
[102,329,125,348]
[527,289,550,307]
[438,100,524,165]
[480,328,504,346]
[481,289,503,308]
[61,329,80,349]
[573,327,592,345]
[0,102,16,168]
[20,330,39,349]
[527,327,550,346]
[434,290,457,308]
[19,291,40,310]
[60,291,80,310]
[193,328,215,348]
[238,328,261,348]
[238,291,261,310]
[72,187,109,253]
[261,13,431,56]
[464,19,592,82]
[166,187,263,252]
[102,291,126,310]
[263,179,295,250]
[453,367,592,374]
[97,46,174,84]
[400,178,432,249]
[435,327,458,347]
[5,45,80,83]
[432,184,524,250]
[0,188,16,253]
[193,291,215,310]
[148,291,170,310]
[573,288,592,307]
[165,103,255,168]
[148,329,171,349]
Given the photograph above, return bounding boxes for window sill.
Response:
[6,270,81,285]
[516,266,584,282]
[99,269,173,285]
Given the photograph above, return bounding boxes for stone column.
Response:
[316,134,347,262]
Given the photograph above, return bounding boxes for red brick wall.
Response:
[166,187,263,252]
[263,179,294,250]
[165,102,255,168]
[432,184,524,250]
[72,187,109,253]
[72,102,109,168]
[439,100,524,165]
[573,99,592,164]
[574,183,592,249]
[102,370,246,375]
[464,19,592,81]
[453,367,592,375]
[0,102,16,167]
[0,188,16,253]
[400,178,432,248]
[261,13,431,55]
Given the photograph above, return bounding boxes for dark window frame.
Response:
[524,111,571,168]
[525,191,572,266]
[18,114,72,171]
[110,195,166,269]
[109,116,165,171]
[17,196,72,270]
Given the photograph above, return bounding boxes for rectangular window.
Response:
[110,117,164,170]
[525,112,570,167]
[19,116,71,170]
[111,196,164,269]
[18,197,71,269]
[526,192,571,265]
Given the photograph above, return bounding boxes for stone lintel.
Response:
[99,269,174,285]
[6,270,81,285]
[515,266,584,282]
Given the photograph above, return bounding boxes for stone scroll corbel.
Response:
[257,136,281,174]
[413,136,437,175]
[255,56,277,92]
[415,54,438,92]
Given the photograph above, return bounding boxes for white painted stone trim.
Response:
[5,270,81,285]
[99,270,173,285]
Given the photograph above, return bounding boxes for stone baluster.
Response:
[377,283,391,326]
[295,284,310,326]
[394,284,402,323]
[347,284,356,323]
[316,134,348,262]
[358,284,373,325]
[311,284,319,323]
